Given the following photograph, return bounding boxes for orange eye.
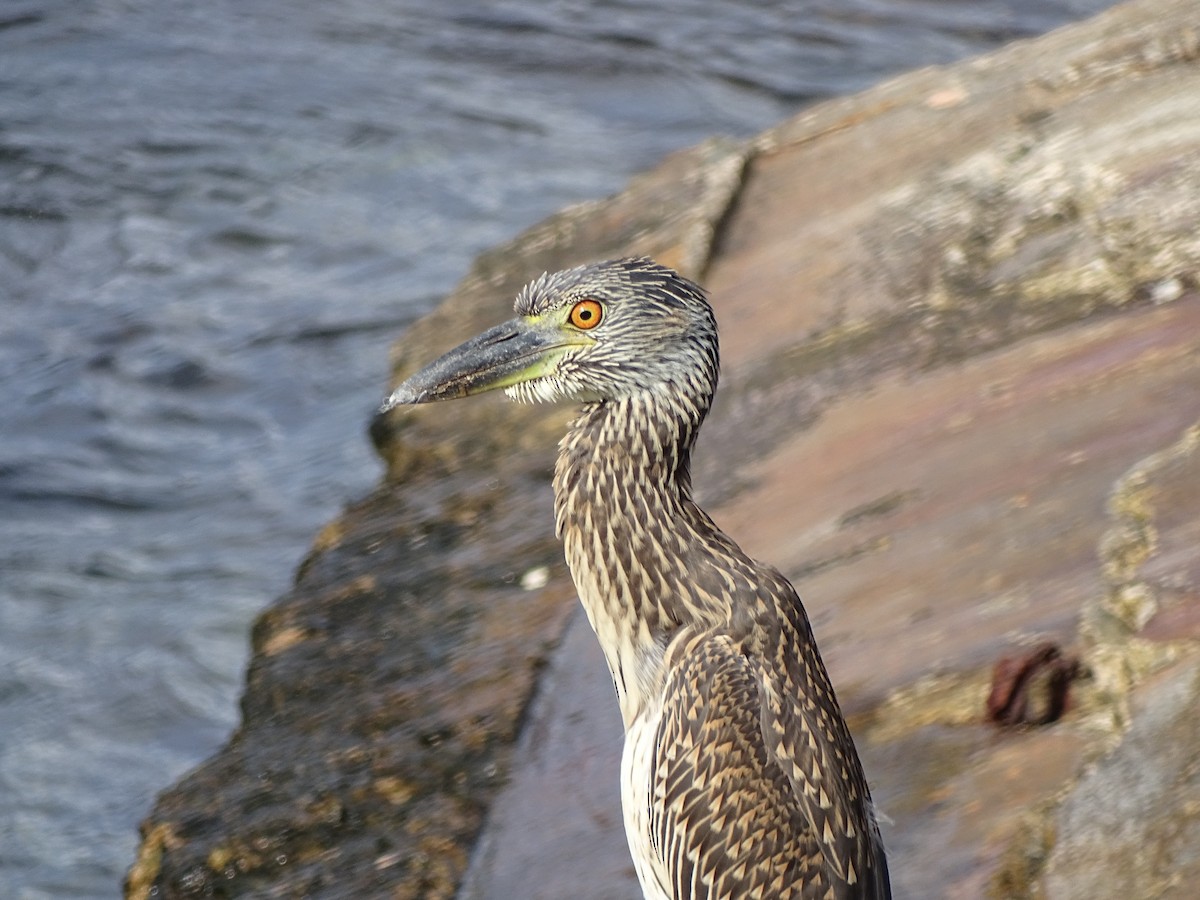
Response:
[568,299,603,330]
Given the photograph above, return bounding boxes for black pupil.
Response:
[578,307,592,320]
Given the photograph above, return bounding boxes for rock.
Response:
[457,614,638,899]
[1039,658,1200,899]
[128,0,1200,897]
[1033,422,1200,898]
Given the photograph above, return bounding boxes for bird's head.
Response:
[381,257,718,411]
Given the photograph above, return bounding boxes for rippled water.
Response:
[0,0,1112,895]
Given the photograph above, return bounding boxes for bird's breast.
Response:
[563,522,672,728]
[622,701,672,900]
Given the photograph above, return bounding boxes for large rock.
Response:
[1039,424,1200,899]
[128,0,1200,897]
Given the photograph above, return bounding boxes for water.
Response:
[0,0,1113,895]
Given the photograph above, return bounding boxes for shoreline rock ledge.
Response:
[128,1,1200,897]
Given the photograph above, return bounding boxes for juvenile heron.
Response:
[382,258,891,899]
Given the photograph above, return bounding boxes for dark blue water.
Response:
[0,1,1113,895]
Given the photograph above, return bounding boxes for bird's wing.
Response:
[754,582,892,899]
[648,625,890,900]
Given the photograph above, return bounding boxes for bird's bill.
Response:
[380,317,582,410]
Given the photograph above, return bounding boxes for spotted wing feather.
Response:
[755,577,892,898]
[648,625,889,899]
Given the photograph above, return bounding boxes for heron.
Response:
[382,257,891,899]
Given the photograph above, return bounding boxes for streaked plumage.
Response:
[384,257,890,899]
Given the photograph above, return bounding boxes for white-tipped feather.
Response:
[505,378,568,405]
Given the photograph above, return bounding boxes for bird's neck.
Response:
[553,387,732,727]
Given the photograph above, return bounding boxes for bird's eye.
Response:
[569,299,603,330]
